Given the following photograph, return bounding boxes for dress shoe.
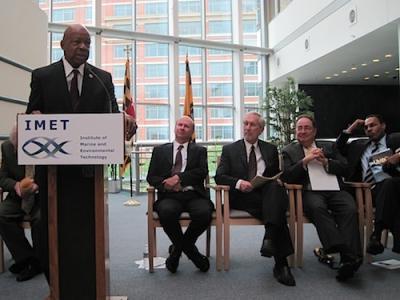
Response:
[165,249,181,274]
[366,235,384,255]
[273,265,296,286]
[16,263,42,282]
[260,239,276,257]
[336,261,355,281]
[184,246,210,272]
[9,262,27,274]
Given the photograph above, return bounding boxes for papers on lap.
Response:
[307,161,340,191]
[369,148,393,166]
[250,172,282,189]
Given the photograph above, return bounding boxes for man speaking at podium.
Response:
[26,24,136,299]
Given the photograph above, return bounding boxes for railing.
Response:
[118,142,227,194]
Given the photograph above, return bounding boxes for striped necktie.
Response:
[363,142,380,185]
[171,145,183,175]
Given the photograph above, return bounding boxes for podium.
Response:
[18,114,124,300]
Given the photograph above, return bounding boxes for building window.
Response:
[179,63,202,77]
[112,65,125,79]
[144,23,168,35]
[210,125,233,140]
[51,48,63,62]
[114,85,123,99]
[145,43,168,57]
[144,2,168,16]
[179,46,202,56]
[209,83,232,97]
[244,61,258,75]
[208,0,231,13]
[180,83,202,98]
[113,24,132,31]
[52,8,75,22]
[209,62,232,76]
[113,45,126,58]
[244,82,260,96]
[243,19,257,33]
[85,7,92,21]
[147,127,169,140]
[210,107,233,118]
[114,4,132,17]
[144,85,169,98]
[208,20,232,34]
[194,125,203,140]
[243,0,259,12]
[145,64,168,78]
[145,105,169,119]
[179,21,202,36]
[179,0,201,14]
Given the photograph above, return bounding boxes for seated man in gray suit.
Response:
[0,126,41,281]
[282,115,362,281]
[215,112,295,286]
[147,116,214,273]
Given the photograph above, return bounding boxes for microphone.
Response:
[88,67,113,113]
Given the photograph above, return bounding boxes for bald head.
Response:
[61,24,91,68]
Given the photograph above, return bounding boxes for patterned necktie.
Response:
[171,145,183,175]
[248,145,257,180]
[364,142,380,184]
[70,69,80,111]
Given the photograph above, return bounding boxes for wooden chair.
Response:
[147,181,223,272]
[294,181,373,267]
[213,183,298,271]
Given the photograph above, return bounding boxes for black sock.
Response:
[274,256,288,267]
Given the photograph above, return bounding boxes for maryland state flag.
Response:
[183,54,195,141]
[120,58,135,176]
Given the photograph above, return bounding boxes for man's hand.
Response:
[124,113,137,140]
[163,175,181,191]
[303,148,328,167]
[345,119,364,134]
[384,152,400,166]
[239,180,253,193]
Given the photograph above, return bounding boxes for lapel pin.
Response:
[89,74,93,79]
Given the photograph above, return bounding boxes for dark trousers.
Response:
[303,190,361,256]
[154,191,214,252]
[374,177,400,248]
[0,197,40,264]
[36,165,96,300]
[229,181,294,258]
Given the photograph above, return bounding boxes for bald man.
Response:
[26,24,136,299]
[147,116,214,273]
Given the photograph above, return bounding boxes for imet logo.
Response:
[22,137,70,159]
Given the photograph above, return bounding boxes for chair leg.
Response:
[297,221,304,267]
[224,221,230,271]
[148,220,155,273]
[381,229,389,248]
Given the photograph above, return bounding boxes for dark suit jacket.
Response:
[26,60,119,114]
[215,139,280,190]
[147,142,209,200]
[281,140,348,188]
[0,140,25,204]
[336,132,400,181]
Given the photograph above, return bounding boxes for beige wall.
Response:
[0,0,48,140]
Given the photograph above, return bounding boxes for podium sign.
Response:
[17,113,124,165]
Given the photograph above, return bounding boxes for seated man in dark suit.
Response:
[337,114,400,255]
[147,116,214,273]
[282,115,362,281]
[215,112,295,286]
[0,126,41,281]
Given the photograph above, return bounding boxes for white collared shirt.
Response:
[173,140,189,173]
[62,57,85,95]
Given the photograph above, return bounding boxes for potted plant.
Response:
[263,77,314,149]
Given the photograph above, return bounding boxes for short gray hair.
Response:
[245,111,265,128]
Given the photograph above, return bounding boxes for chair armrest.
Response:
[344,181,372,188]
[284,183,303,190]
[208,184,230,191]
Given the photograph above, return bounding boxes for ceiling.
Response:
[270,22,400,86]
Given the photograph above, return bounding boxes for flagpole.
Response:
[122,45,140,207]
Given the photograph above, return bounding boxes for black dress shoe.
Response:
[184,246,210,272]
[16,263,42,282]
[260,239,276,257]
[273,265,296,286]
[9,262,27,274]
[165,249,181,274]
[336,261,355,282]
[366,235,384,255]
